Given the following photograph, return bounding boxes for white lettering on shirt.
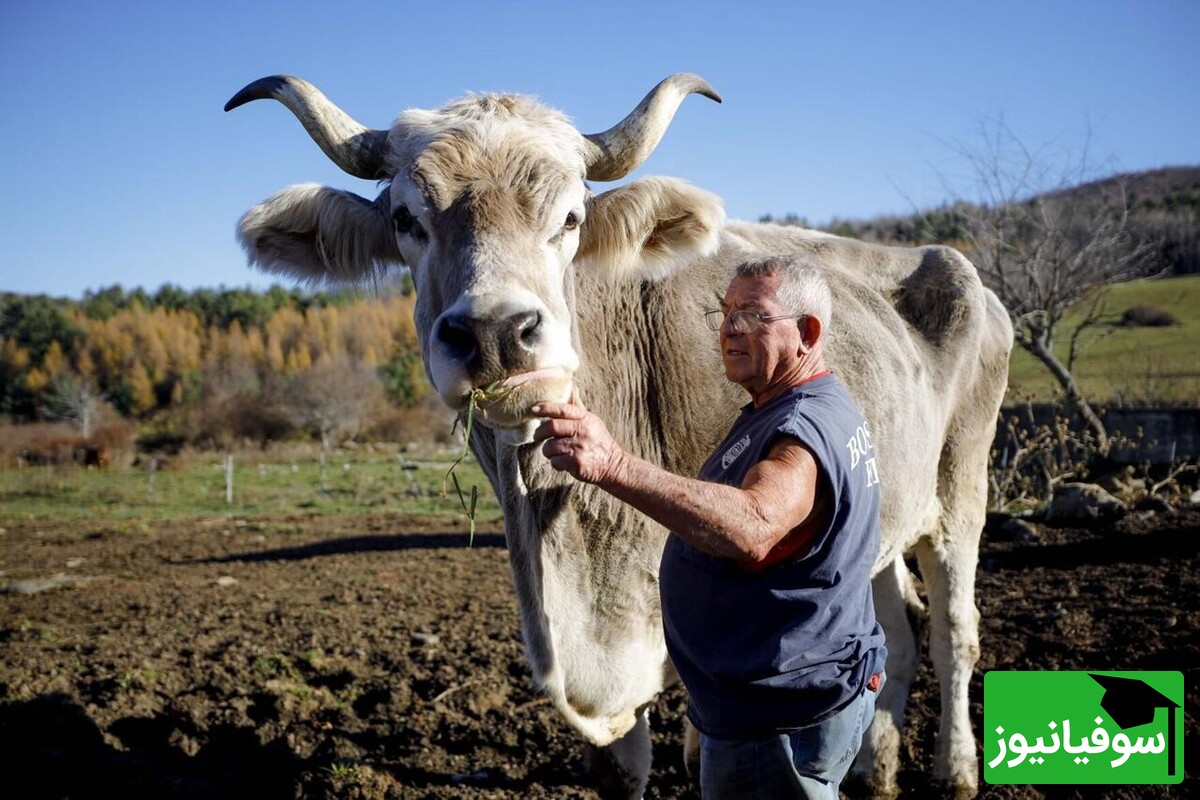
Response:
[721,435,752,470]
[846,421,879,488]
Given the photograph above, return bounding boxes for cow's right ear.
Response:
[236,183,402,283]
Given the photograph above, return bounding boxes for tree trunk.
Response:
[1025,339,1110,454]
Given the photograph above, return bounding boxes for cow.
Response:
[225,73,1012,797]
[81,445,110,469]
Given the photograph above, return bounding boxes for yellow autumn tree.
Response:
[123,360,157,417]
[74,347,96,381]
[1,337,32,381]
[40,340,68,382]
[23,365,49,394]
[264,331,286,373]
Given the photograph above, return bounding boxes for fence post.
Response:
[225,454,234,506]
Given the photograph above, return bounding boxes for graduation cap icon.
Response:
[1090,673,1179,777]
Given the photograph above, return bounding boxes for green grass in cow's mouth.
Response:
[442,380,515,545]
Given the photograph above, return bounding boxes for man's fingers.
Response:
[531,420,560,443]
[531,400,585,420]
[531,417,579,444]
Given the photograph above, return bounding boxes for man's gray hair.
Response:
[735,255,833,329]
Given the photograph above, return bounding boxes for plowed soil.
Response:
[2,507,1196,799]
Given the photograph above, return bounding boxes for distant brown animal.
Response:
[18,437,78,467]
[81,446,110,469]
[16,438,109,469]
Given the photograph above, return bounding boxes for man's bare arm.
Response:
[531,400,821,563]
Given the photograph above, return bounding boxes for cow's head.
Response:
[227,75,723,428]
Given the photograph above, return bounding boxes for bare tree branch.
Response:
[285,355,383,453]
[1067,293,1110,374]
[42,373,107,440]
[940,116,1157,452]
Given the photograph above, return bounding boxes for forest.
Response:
[0,280,435,464]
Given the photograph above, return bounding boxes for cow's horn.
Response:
[582,73,722,182]
[225,75,390,181]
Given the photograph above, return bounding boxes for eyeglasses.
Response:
[704,309,805,334]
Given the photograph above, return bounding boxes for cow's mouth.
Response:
[468,367,573,428]
[497,367,569,391]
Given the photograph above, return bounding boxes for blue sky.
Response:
[1,0,1196,298]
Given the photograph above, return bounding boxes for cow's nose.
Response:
[437,314,479,365]
[506,309,542,354]
[436,309,543,375]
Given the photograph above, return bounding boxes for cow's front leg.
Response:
[915,528,981,798]
[585,706,652,798]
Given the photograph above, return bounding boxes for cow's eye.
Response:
[564,211,580,231]
[392,205,415,234]
[393,205,428,242]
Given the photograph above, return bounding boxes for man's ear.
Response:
[236,183,402,283]
[799,315,823,352]
[574,177,724,283]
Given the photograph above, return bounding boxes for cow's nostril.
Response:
[515,310,541,346]
[438,315,477,360]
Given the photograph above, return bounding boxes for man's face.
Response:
[718,273,803,397]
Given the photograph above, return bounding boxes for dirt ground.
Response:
[1,506,1196,799]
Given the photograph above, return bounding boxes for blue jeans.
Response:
[698,687,876,800]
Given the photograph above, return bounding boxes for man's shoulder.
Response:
[778,374,857,421]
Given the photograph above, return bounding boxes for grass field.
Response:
[1006,274,1200,405]
[0,447,499,527]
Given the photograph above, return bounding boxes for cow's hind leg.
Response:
[587,707,652,799]
[849,554,923,797]
[915,501,983,797]
[682,716,700,781]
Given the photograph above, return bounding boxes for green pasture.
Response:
[0,449,499,526]
[1005,275,1200,406]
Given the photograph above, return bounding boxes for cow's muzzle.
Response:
[437,309,543,378]
[430,304,578,428]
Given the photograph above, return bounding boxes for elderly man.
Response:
[532,254,886,799]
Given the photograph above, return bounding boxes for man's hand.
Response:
[531,396,626,485]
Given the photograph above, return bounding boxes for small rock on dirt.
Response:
[1046,482,1128,523]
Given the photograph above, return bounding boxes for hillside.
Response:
[1005,274,1200,406]
[761,166,1199,406]
[1053,166,1200,278]
[769,165,1200,278]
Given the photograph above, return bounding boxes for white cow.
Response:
[226,74,1012,797]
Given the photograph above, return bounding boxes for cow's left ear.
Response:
[237,183,403,284]
[575,177,724,283]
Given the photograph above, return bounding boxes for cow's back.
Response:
[578,220,1011,571]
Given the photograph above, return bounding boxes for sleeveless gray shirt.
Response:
[659,373,887,736]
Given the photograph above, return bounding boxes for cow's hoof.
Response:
[584,748,641,798]
[951,781,978,800]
